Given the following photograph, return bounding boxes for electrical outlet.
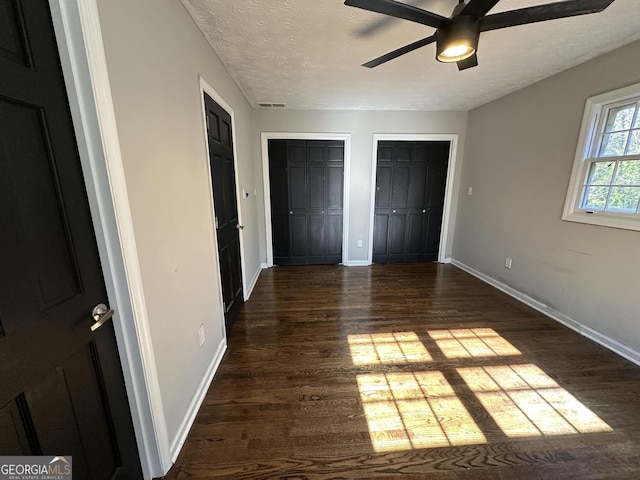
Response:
[504,257,513,269]
[357,239,363,248]
[198,324,205,347]
[467,186,473,196]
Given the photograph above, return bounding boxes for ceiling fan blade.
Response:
[357,0,430,37]
[481,0,615,32]
[345,0,446,29]
[457,53,478,71]
[362,34,437,68]
[459,0,500,18]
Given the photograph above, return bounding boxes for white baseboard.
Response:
[451,259,640,367]
[261,262,269,269]
[343,260,371,267]
[245,265,262,300]
[441,257,452,264]
[169,338,227,461]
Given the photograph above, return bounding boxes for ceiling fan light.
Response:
[436,16,480,63]
[439,43,474,61]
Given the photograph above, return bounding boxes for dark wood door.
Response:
[0,1,142,478]
[373,141,449,263]
[204,94,243,332]
[269,140,343,266]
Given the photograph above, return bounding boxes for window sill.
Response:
[562,210,640,232]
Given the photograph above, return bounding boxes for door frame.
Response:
[50,1,168,478]
[369,134,459,264]
[261,132,352,267]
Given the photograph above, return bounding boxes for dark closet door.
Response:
[373,141,449,263]
[204,94,243,332]
[269,140,343,265]
[0,1,142,478]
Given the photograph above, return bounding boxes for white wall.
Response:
[96,0,260,450]
[252,109,468,264]
[454,40,640,356]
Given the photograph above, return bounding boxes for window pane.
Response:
[607,187,640,212]
[613,160,640,185]
[587,161,615,185]
[628,130,640,155]
[598,132,629,157]
[604,104,635,132]
[582,186,609,210]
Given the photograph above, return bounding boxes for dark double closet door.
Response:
[269,140,344,266]
[373,141,450,263]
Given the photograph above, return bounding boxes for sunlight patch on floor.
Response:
[357,371,486,452]
[349,331,611,453]
[348,332,433,365]
[457,364,612,438]
[428,328,522,359]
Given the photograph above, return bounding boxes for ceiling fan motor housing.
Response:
[436,15,481,63]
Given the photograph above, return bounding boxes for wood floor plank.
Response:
[162,264,640,479]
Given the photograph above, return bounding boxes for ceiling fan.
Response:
[345,0,616,70]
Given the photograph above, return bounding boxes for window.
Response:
[563,83,640,231]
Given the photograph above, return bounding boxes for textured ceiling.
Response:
[180,0,640,111]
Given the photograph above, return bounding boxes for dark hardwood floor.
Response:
[163,264,640,479]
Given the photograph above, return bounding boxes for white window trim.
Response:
[563,82,640,232]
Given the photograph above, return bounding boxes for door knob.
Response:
[91,303,114,332]
[236,224,244,230]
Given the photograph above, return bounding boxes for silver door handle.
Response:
[236,224,244,230]
[91,303,114,332]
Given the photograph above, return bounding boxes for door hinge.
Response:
[215,216,219,229]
